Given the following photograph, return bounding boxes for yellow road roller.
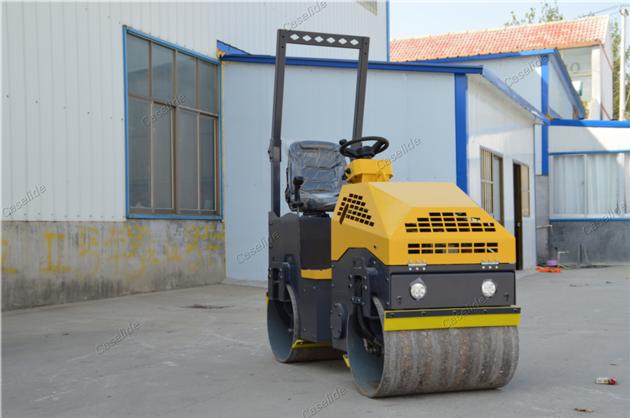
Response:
[266,29,520,397]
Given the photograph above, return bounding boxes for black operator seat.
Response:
[285,141,347,212]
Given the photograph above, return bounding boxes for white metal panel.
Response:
[2,2,385,221]
[549,126,630,153]
[599,44,613,120]
[222,61,455,281]
[465,56,542,110]
[548,61,574,118]
[467,76,537,269]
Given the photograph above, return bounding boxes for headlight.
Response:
[409,279,427,300]
[481,279,497,297]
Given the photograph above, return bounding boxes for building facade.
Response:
[4,2,588,310]
[1,1,387,309]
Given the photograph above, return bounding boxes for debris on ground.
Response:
[574,407,593,413]
[595,377,617,385]
[186,304,230,310]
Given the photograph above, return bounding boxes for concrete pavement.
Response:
[2,267,629,418]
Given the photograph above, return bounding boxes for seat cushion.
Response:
[285,141,347,212]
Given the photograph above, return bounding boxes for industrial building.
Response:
[2,2,628,310]
[391,16,630,266]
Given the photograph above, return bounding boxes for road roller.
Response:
[266,29,520,397]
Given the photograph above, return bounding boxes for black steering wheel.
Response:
[339,136,389,159]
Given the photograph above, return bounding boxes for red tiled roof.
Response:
[391,16,609,62]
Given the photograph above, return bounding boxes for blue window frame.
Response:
[123,27,222,220]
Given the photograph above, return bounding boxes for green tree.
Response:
[611,20,630,120]
[507,3,629,119]
[506,1,563,26]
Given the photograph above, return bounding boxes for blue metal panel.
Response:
[128,214,223,221]
[122,26,223,221]
[550,119,630,128]
[414,49,558,64]
[218,63,225,219]
[216,40,249,56]
[549,150,630,156]
[123,27,130,218]
[541,56,550,175]
[550,217,630,222]
[222,54,484,74]
[454,74,468,193]
[414,49,585,119]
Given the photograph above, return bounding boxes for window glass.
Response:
[199,116,215,210]
[152,43,173,102]
[491,155,503,222]
[521,164,530,217]
[126,33,219,217]
[586,153,620,214]
[176,110,199,210]
[199,61,217,113]
[553,155,585,214]
[480,149,503,223]
[153,105,173,209]
[129,98,151,208]
[177,53,196,107]
[127,36,149,96]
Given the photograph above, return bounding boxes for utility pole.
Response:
[620,7,628,120]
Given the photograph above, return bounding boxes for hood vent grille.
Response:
[405,212,496,233]
[408,242,498,255]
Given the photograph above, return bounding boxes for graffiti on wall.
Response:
[1,224,225,277]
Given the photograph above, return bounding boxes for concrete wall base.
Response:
[549,221,630,265]
[1,220,225,310]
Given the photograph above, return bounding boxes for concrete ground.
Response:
[3,267,629,418]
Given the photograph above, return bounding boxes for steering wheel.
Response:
[339,136,389,159]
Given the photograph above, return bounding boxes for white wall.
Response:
[549,60,575,118]
[1,2,386,221]
[549,126,630,153]
[464,55,544,176]
[599,43,614,120]
[467,76,537,269]
[222,61,456,281]
[465,56,542,110]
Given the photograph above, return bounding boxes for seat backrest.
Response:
[285,141,347,212]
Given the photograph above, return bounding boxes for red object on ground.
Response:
[536,267,561,273]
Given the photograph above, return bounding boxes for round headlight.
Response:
[410,279,427,300]
[481,279,497,297]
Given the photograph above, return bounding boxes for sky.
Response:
[390,1,630,41]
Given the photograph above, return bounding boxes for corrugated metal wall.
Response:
[222,61,456,281]
[467,76,537,269]
[1,1,386,221]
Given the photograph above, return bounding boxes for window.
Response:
[126,32,220,217]
[481,149,503,224]
[551,153,630,218]
[520,164,530,217]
